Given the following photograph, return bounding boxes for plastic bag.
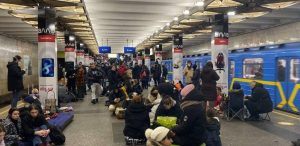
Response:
[156,116,177,129]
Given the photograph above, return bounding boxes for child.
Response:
[0,125,5,146]
[214,87,223,111]
[145,127,174,146]
[123,94,150,145]
[206,109,222,146]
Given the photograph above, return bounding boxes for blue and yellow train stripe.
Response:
[230,78,299,113]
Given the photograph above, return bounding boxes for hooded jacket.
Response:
[7,62,25,91]
[249,83,273,113]
[200,65,220,101]
[206,117,221,146]
[172,88,207,146]
[124,102,150,139]
[228,89,244,111]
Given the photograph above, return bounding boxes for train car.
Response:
[165,42,300,114]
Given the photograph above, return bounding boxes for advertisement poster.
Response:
[211,14,229,95]
[23,55,32,75]
[172,34,183,83]
[76,50,85,65]
[84,54,89,66]
[155,52,162,64]
[145,56,150,70]
[65,47,76,65]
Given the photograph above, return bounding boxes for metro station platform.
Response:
[64,89,300,146]
[0,89,299,146]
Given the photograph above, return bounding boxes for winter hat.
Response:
[233,82,241,90]
[24,96,34,104]
[181,84,195,97]
[158,83,175,97]
[145,127,170,142]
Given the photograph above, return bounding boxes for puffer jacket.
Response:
[183,66,194,84]
[250,83,273,113]
[7,62,25,91]
[206,117,222,146]
[3,117,23,146]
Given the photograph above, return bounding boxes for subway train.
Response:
[157,42,300,114]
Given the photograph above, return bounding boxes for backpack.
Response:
[49,126,66,145]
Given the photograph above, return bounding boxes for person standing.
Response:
[162,65,168,82]
[66,67,76,94]
[7,55,25,108]
[87,63,103,104]
[183,60,194,85]
[153,63,162,86]
[76,65,86,100]
[192,64,201,89]
[200,62,220,111]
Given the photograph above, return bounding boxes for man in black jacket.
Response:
[87,63,103,104]
[7,55,26,108]
[245,81,273,120]
[172,84,207,146]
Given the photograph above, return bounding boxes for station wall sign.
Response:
[124,47,136,54]
[99,46,111,53]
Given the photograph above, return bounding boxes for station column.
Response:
[38,6,57,108]
[64,31,76,69]
[155,44,162,64]
[76,42,85,65]
[211,14,229,94]
[144,48,151,69]
[172,34,183,83]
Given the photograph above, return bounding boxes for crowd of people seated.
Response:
[4,54,276,146]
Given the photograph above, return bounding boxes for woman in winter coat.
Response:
[172,84,207,146]
[183,61,194,84]
[124,94,150,145]
[191,64,201,89]
[21,104,51,146]
[3,108,23,146]
[76,66,86,99]
[145,87,162,125]
[200,62,220,109]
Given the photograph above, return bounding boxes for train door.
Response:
[276,57,300,112]
[229,60,235,85]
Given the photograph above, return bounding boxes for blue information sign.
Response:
[99,46,111,53]
[124,47,136,53]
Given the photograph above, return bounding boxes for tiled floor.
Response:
[1,90,299,146]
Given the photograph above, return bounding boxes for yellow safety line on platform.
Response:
[230,78,299,112]
[273,110,300,120]
[0,103,24,115]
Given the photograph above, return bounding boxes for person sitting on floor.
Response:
[108,88,125,114]
[0,125,6,146]
[132,79,143,94]
[3,108,23,146]
[227,82,244,113]
[245,81,273,121]
[171,84,206,146]
[205,109,222,146]
[21,104,51,146]
[123,94,150,145]
[145,127,174,146]
[145,87,162,125]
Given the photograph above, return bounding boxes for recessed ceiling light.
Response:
[174,17,178,21]
[166,22,170,26]
[183,10,190,15]
[160,27,164,30]
[227,11,236,16]
[195,1,205,7]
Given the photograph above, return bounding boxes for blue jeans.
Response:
[33,125,51,146]
[11,90,22,108]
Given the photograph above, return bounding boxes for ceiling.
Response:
[0,0,98,53]
[84,0,300,53]
[84,0,199,53]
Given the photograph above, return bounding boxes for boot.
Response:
[91,99,96,104]
[96,98,99,103]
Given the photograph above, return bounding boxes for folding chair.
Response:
[225,92,245,121]
[260,112,271,121]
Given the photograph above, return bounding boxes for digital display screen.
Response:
[99,46,111,53]
[124,47,136,53]
[41,58,54,77]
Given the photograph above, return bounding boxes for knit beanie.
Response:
[233,82,241,90]
[24,96,34,104]
[145,127,170,142]
[181,84,195,97]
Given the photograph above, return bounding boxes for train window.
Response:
[277,59,286,81]
[230,61,235,78]
[290,59,300,83]
[243,58,263,79]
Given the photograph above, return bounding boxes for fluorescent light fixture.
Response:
[160,27,164,30]
[69,35,75,41]
[227,11,236,16]
[80,43,84,47]
[174,17,178,21]
[183,10,190,15]
[195,1,205,7]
